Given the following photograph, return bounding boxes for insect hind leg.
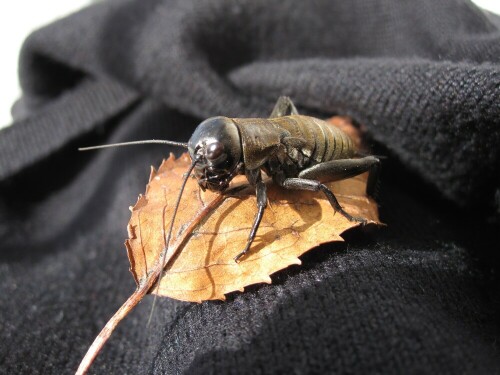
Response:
[270,96,299,117]
[298,156,380,197]
[280,177,366,223]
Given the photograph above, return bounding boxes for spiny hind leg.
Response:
[270,96,299,118]
[298,156,380,197]
[280,177,366,223]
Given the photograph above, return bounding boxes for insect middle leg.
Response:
[281,156,380,222]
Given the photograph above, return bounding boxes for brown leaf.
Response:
[76,116,381,374]
[125,117,380,302]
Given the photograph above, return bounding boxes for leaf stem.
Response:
[76,187,229,374]
[75,276,153,375]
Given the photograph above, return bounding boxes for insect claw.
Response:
[350,216,367,226]
[234,250,247,263]
[234,235,254,263]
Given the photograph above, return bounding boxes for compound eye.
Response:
[206,141,225,161]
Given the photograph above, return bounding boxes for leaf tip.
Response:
[133,194,148,210]
[158,155,177,173]
[291,258,302,266]
[181,153,191,163]
[261,275,272,284]
[148,166,157,182]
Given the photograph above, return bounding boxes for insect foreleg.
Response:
[234,180,267,262]
[270,96,299,118]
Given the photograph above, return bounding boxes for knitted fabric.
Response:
[0,1,499,374]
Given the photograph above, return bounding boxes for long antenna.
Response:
[147,158,199,325]
[78,140,188,151]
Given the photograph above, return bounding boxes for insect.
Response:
[76,96,380,375]
[81,96,380,262]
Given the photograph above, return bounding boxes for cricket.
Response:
[80,96,380,262]
[76,96,380,374]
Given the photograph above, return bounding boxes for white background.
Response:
[0,0,498,129]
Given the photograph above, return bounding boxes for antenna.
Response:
[78,140,188,151]
[147,158,199,325]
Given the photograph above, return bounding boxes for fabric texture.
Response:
[1,0,499,373]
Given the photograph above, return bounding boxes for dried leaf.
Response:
[76,116,381,374]
[125,117,380,302]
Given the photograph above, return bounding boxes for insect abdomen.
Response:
[271,115,356,164]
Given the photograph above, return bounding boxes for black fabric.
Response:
[1,0,499,374]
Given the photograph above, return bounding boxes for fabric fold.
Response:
[0,78,138,180]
